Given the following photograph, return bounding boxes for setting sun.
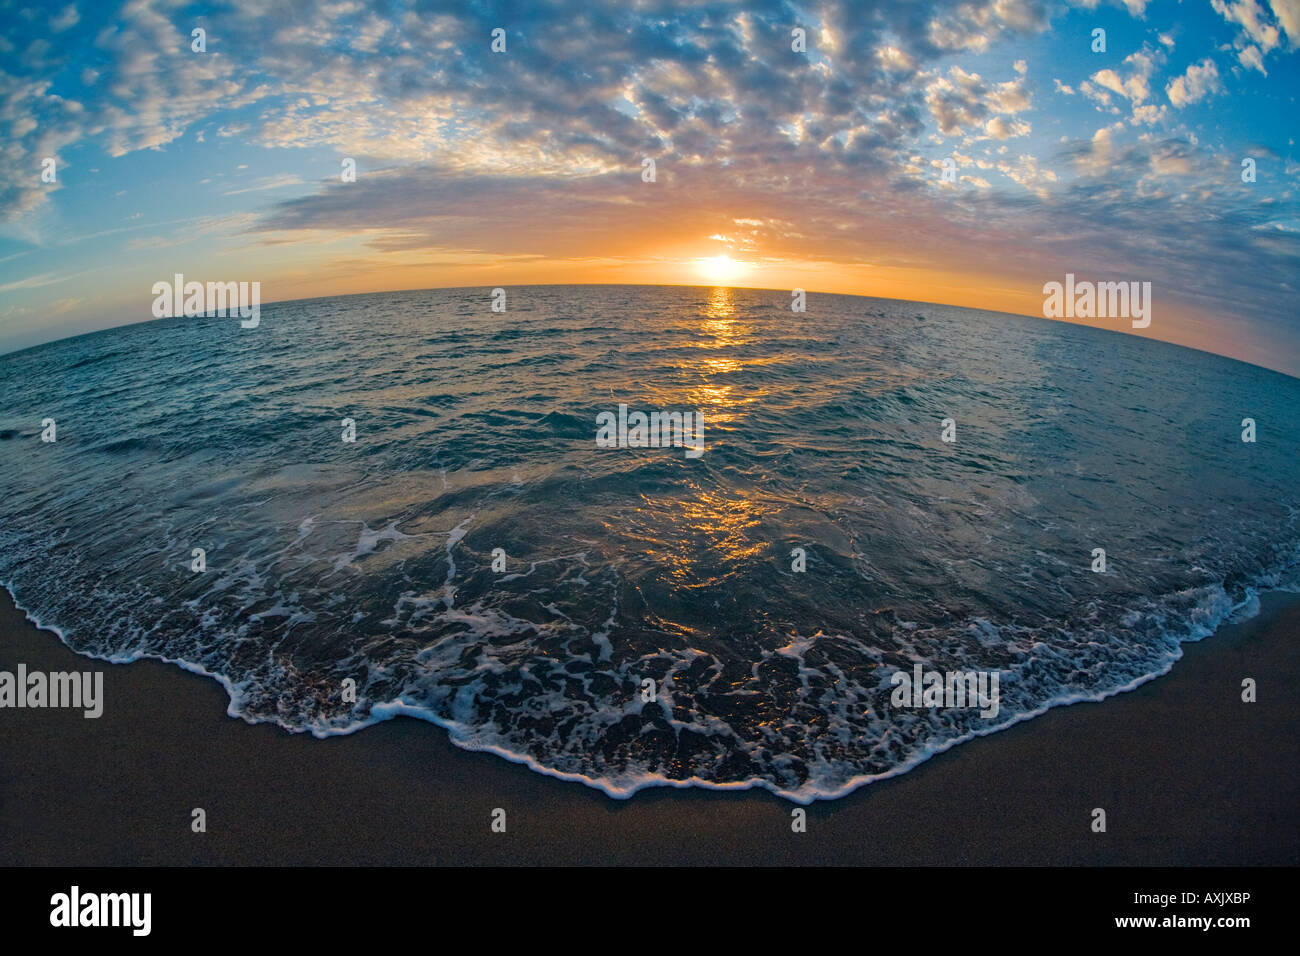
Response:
[695,255,749,285]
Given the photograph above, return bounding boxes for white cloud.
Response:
[1089,47,1162,105]
[51,5,80,32]
[1130,104,1167,125]
[925,64,1033,138]
[1212,0,1282,51]
[1166,59,1223,107]
[1210,0,1298,72]
[223,174,305,196]
[1238,44,1268,72]
[1271,0,1300,43]
[984,116,1031,139]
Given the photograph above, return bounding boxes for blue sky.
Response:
[2,0,1298,373]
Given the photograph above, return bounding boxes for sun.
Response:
[695,254,748,285]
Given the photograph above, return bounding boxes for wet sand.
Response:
[1,587,1295,865]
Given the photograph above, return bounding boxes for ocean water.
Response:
[1,285,1297,802]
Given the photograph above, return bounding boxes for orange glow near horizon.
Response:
[262,249,1058,332]
[189,236,1277,375]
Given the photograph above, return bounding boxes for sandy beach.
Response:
[1,586,1295,866]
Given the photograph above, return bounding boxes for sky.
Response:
[1,0,1298,374]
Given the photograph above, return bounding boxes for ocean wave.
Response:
[1,285,1298,800]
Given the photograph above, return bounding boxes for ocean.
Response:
[1,285,1297,801]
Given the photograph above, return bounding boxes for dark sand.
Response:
[1,587,1296,866]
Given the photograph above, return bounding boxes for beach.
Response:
[3,0,1299,893]
[2,585,1295,866]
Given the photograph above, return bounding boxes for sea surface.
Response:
[2,285,1297,801]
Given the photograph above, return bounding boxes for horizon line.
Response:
[2,280,1295,382]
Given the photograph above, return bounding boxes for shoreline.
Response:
[2,586,1296,865]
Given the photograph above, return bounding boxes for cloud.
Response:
[1129,103,1166,125]
[1210,0,1299,72]
[1166,59,1222,107]
[925,64,1033,138]
[2,0,1298,372]
[0,272,66,292]
[1272,0,1300,41]
[50,5,79,32]
[222,174,305,196]
[1212,0,1283,50]
[1238,44,1268,72]
[1089,46,1163,108]
[1,0,1063,224]
[1069,0,1149,16]
[984,115,1031,139]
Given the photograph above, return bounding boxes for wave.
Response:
[1,285,1298,800]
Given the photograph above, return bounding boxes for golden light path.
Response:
[634,285,772,593]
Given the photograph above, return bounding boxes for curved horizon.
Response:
[2,1,1298,375]
[5,280,1297,381]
